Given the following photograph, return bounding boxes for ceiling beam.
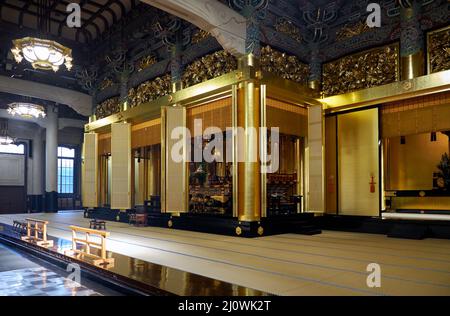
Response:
[0,75,92,116]
[77,0,118,42]
[141,0,246,56]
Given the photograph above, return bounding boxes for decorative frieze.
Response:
[322,43,399,97]
[182,50,237,88]
[260,45,309,84]
[428,26,450,74]
[127,74,171,108]
[95,97,120,119]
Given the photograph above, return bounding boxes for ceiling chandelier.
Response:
[10,0,73,72]
[7,102,47,119]
[0,120,16,145]
[11,37,73,72]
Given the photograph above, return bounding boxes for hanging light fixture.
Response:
[7,102,46,119]
[0,120,16,145]
[10,0,73,72]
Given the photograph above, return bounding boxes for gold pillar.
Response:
[400,6,425,80]
[401,51,425,80]
[236,82,261,221]
[235,54,262,221]
[308,80,321,93]
[147,145,161,197]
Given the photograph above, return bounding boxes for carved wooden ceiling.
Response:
[0,0,137,43]
[0,0,448,99]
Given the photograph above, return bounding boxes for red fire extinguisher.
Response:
[369,175,376,193]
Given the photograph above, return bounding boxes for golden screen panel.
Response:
[111,123,132,210]
[338,108,379,216]
[82,133,98,208]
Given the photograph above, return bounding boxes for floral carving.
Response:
[322,44,399,97]
[128,74,171,108]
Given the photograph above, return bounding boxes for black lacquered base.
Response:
[85,208,320,237]
[319,214,450,239]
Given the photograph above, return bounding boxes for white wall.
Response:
[0,153,25,186]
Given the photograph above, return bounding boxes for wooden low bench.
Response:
[20,218,54,248]
[65,225,114,268]
[13,220,27,235]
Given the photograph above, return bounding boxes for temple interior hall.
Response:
[0,0,449,297]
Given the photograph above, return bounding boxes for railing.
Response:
[65,225,114,267]
[20,218,54,248]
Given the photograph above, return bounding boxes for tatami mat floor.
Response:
[1,212,450,296]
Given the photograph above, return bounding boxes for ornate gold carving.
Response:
[336,21,370,41]
[128,74,171,108]
[322,44,399,97]
[275,18,302,43]
[235,226,242,236]
[428,27,450,74]
[182,50,237,88]
[192,29,211,44]
[99,78,113,91]
[95,96,120,119]
[260,45,309,84]
[137,55,157,72]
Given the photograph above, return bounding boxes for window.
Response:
[0,143,24,154]
[57,146,75,194]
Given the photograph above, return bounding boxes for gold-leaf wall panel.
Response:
[260,45,309,84]
[95,96,120,119]
[428,26,450,74]
[128,74,171,108]
[182,50,237,88]
[322,44,399,97]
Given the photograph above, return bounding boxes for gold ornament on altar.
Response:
[336,21,370,41]
[137,55,157,72]
[260,45,309,84]
[322,44,399,97]
[127,74,171,108]
[95,97,120,119]
[182,50,237,88]
[428,27,450,74]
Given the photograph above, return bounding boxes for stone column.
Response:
[400,0,425,80]
[45,104,58,212]
[30,127,44,212]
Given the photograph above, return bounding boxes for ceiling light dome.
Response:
[11,37,73,72]
[7,102,46,119]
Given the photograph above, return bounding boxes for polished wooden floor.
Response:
[1,212,450,295]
